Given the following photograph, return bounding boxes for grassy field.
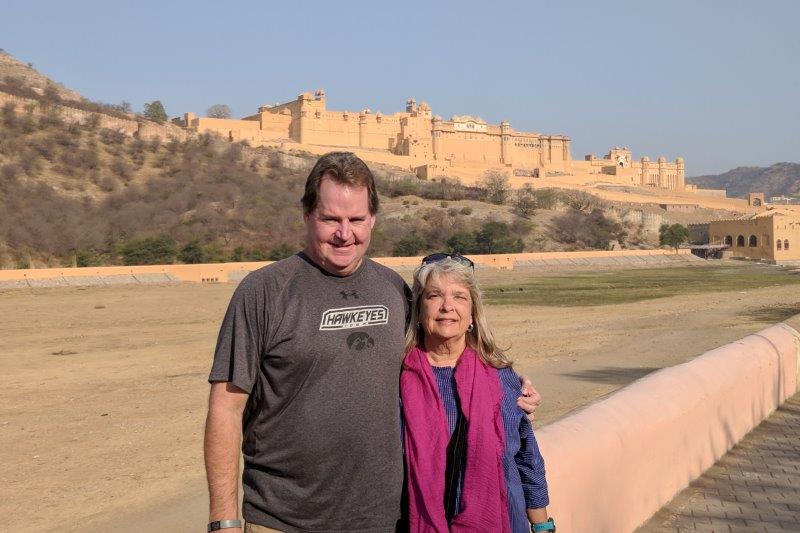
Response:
[482,263,800,307]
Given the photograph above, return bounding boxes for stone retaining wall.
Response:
[538,321,800,532]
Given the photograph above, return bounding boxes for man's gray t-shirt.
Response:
[209,253,409,532]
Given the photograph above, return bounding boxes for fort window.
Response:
[778,240,782,250]
[748,235,757,247]
[736,235,745,247]
[724,235,733,246]
[785,240,790,250]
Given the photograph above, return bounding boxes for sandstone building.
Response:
[707,210,800,262]
[573,147,685,190]
[178,90,685,191]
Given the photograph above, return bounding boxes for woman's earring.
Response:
[467,323,474,332]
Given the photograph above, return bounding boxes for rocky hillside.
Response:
[0,101,671,268]
[687,163,800,199]
[0,51,732,268]
[0,50,85,102]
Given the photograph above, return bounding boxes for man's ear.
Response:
[369,214,377,230]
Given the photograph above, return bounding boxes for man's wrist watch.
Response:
[532,517,556,532]
[208,519,243,531]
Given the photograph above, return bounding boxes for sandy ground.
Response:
[1,266,799,532]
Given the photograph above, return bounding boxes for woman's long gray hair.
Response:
[405,258,511,369]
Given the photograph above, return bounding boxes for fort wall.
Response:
[181,90,576,180]
[538,321,800,532]
[0,90,187,141]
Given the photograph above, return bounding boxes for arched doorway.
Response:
[724,235,733,246]
[737,235,745,247]
[749,235,758,247]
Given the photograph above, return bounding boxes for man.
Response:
[205,152,539,532]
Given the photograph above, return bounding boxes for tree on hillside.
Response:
[512,183,537,218]
[207,104,232,119]
[480,170,511,205]
[474,221,523,254]
[551,208,627,249]
[143,100,168,123]
[178,240,204,264]
[659,223,690,253]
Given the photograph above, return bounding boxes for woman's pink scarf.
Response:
[401,345,510,533]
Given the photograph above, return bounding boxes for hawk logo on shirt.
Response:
[347,332,375,351]
[319,305,389,330]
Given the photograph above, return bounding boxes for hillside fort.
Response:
[174,90,800,262]
[178,89,686,191]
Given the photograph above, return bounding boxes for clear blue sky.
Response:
[2,0,798,175]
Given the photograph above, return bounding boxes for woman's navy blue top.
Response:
[432,365,549,533]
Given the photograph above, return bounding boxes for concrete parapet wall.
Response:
[0,262,268,285]
[0,250,696,290]
[538,321,800,532]
[375,249,693,270]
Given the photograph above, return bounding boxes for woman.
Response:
[401,253,554,533]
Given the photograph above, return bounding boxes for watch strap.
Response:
[532,517,556,532]
[208,519,242,531]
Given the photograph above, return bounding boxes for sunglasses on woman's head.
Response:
[421,253,475,270]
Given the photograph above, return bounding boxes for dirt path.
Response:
[1,267,798,531]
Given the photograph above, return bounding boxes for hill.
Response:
[687,163,800,199]
[0,50,83,102]
[0,51,735,268]
[1,99,689,268]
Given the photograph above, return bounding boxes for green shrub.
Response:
[267,243,296,261]
[474,221,523,254]
[445,232,477,254]
[121,235,176,265]
[393,234,427,257]
[76,250,102,267]
[178,240,204,264]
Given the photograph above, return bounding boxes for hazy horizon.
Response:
[1,0,798,175]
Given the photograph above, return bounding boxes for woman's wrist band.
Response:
[208,519,242,531]
[532,517,556,532]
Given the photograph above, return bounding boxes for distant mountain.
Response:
[687,163,800,199]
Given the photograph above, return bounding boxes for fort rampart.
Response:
[538,321,800,531]
[0,90,187,141]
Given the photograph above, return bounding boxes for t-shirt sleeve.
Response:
[208,276,267,393]
[403,281,412,329]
